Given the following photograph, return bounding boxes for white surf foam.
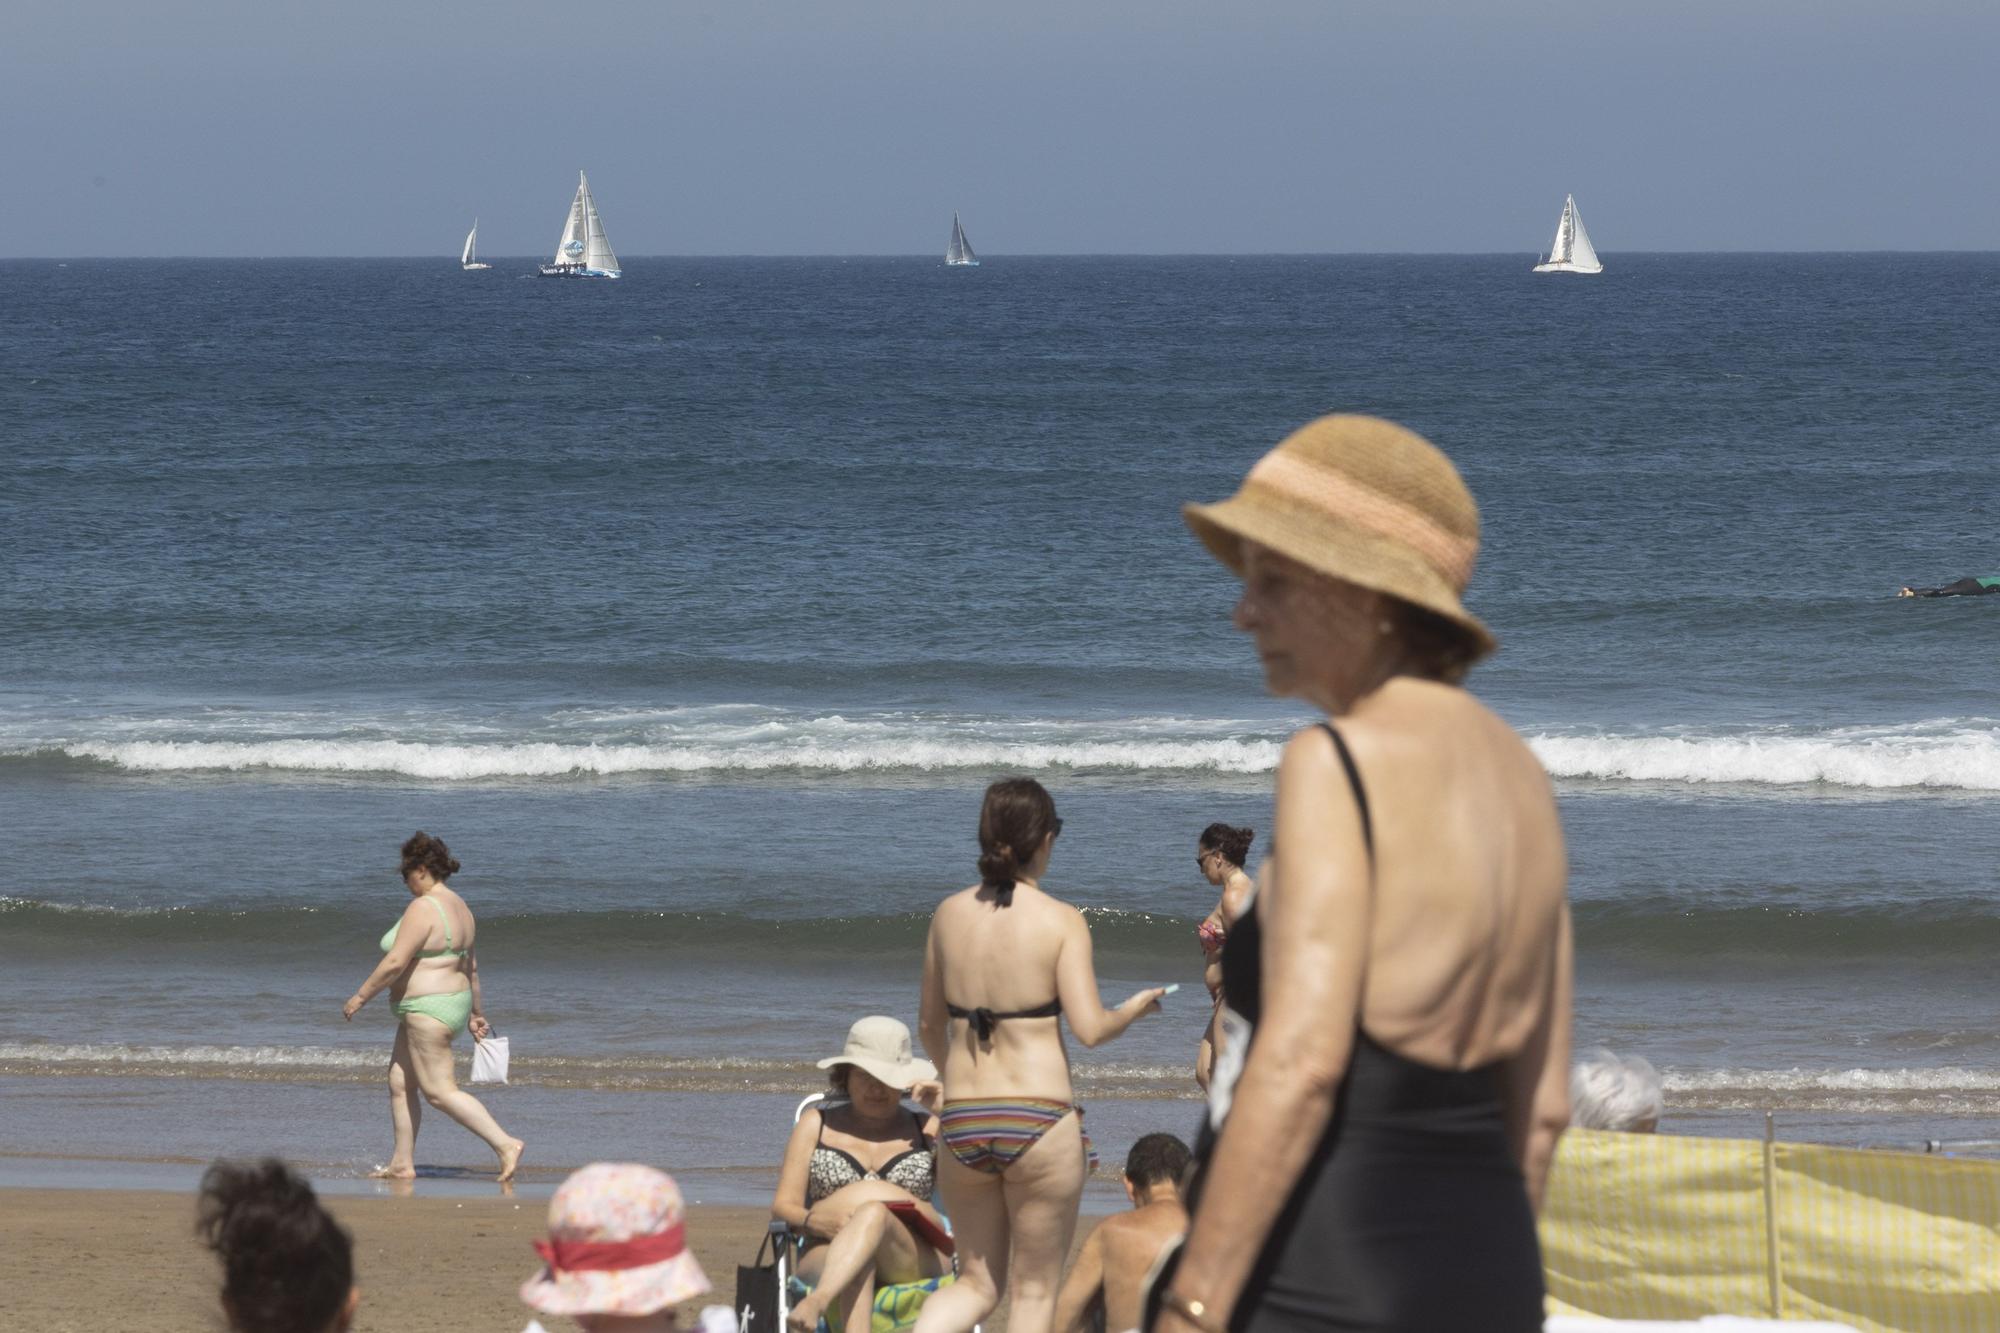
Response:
[1664,1066,2000,1094]
[1530,721,2000,791]
[44,732,1285,779]
[0,1041,380,1070]
[18,712,2000,790]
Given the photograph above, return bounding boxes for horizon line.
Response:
[7,249,2000,262]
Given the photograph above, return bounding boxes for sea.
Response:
[4,253,2000,1200]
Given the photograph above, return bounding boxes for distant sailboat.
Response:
[1533,195,1603,274]
[539,173,622,279]
[945,212,978,267]
[460,219,491,271]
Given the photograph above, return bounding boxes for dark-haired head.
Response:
[1124,1132,1191,1198]
[1197,823,1255,874]
[400,831,461,884]
[977,778,1062,905]
[197,1158,357,1333]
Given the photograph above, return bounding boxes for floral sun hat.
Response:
[520,1163,712,1318]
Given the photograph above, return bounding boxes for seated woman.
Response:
[774,1017,952,1333]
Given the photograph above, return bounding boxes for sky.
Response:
[3,1,1998,257]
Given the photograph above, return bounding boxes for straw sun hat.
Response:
[1182,414,1496,660]
[817,1016,938,1091]
[520,1163,712,1318]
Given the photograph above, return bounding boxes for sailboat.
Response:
[945,212,978,267]
[460,220,491,271]
[1533,195,1603,274]
[539,172,622,279]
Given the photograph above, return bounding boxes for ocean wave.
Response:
[10,734,1284,780]
[0,1040,1200,1097]
[10,712,2000,791]
[1530,723,2000,791]
[1664,1066,2000,1115]
[0,898,1197,960]
[1571,898,2000,961]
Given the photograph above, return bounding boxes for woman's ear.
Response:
[337,1285,361,1331]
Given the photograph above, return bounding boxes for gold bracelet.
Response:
[1160,1290,1227,1333]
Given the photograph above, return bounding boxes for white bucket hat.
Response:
[816,1016,937,1091]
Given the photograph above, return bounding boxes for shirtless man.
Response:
[1052,1134,1190,1333]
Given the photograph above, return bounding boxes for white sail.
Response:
[541,172,621,278]
[1566,201,1601,272]
[580,175,620,274]
[554,186,587,266]
[462,222,476,266]
[1533,194,1604,274]
[946,212,977,265]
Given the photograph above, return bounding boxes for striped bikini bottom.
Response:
[937,1098,1097,1176]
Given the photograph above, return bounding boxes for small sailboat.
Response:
[460,219,491,271]
[1533,195,1602,274]
[539,172,622,279]
[945,212,978,267]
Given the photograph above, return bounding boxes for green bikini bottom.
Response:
[394,989,472,1037]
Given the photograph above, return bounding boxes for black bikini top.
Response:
[947,998,1062,1043]
[1222,723,1371,1029]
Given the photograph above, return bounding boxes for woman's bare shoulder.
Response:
[931,885,984,921]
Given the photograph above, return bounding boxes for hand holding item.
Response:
[342,993,365,1021]
[470,1013,493,1040]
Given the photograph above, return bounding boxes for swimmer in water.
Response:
[1899,576,2000,598]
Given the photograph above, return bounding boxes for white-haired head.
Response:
[1570,1048,1663,1133]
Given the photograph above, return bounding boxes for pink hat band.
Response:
[533,1222,686,1275]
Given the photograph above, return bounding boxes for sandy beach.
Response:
[6,1186,743,1332]
[4,1186,1096,1333]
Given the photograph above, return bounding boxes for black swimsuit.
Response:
[1186,723,1544,1333]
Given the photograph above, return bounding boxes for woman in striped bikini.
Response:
[913,778,1165,1333]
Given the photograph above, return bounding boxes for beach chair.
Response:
[768,1092,966,1333]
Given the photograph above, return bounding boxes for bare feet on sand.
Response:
[369,1163,417,1180]
[497,1138,526,1183]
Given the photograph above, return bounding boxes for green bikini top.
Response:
[380,895,469,959]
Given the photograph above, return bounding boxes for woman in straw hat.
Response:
[914,778,1166,1333]
[1150,416,1573,1333]
[773,1016,952,1333]
[521,1162,711,1332]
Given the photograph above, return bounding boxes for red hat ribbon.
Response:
[534,1222,686,1274]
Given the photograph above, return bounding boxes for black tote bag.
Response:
[734,1229,781,1333]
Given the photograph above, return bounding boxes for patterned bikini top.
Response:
[807,1110,936,1205]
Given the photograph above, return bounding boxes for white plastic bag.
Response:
[471,1034,510,1084]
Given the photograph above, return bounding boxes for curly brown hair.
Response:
[197,1158,353,1333]
[399,831,461,882]
[1198,823,1255,869]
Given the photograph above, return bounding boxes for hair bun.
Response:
[977,844,1019,890]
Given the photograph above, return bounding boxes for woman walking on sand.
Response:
[1149,416,1572,1333]
[343,831,524,1182]
[914,779,1165,1333]
[1193,823,1255,1092]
